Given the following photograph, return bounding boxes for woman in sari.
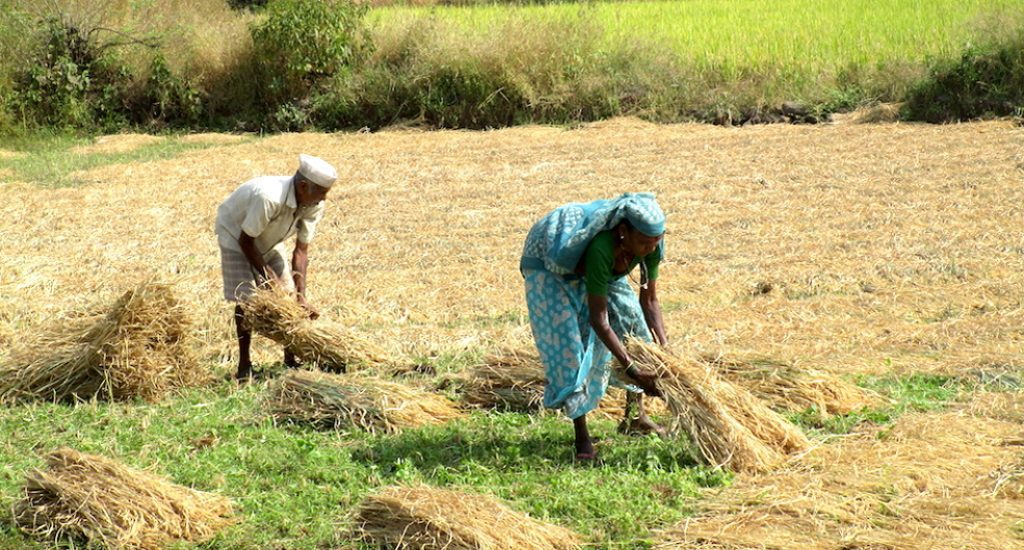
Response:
[520,193,668,461]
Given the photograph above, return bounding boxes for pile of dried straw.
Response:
[627,340,810,474]
[462,347,668,419]
[267,369,463,433]
[354,485,581,549]
[462,348,546,412]
[14,448,235,550]
[655,401,1024,549]
[240,285,392,372]
[704,355,878,416]
[0,280,207,403]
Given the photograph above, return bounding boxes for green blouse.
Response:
[580,230,661,296]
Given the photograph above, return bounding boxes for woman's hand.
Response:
[625,364,663,398]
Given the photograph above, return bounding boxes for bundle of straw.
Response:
[705,355,877,416]
[462,349,547,412]
[0,280,207,403]
[354,485,581,549]
[240,285,392,371]
[626,340,810,474]
[13,448,235,550]
[267,369,463,433]
[463,347,669,419]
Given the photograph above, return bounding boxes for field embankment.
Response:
[0,0,1022,133]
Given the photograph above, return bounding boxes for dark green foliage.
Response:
[137,54,203,128]
[228,0,270,11]
[249,0,368,111]
[905,31,1024,122]
[13,17,133,130]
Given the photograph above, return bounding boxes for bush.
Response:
[228,0,270,11]
[136,54,204,128]
[904,34,1024,122]
[12,17,136,130]
[311,14,646,130]
[250,0,368,111]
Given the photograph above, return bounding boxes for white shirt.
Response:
[215,176,325,255]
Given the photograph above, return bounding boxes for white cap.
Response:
[298,154,337,189]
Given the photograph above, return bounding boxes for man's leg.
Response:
[234,305,253,380]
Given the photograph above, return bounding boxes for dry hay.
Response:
[266,369,463,433]
[240,285,394,371]
[13,448,235,550]
[461,347,669,419]
[0,149,25,159]
[581,116,658,132]
[654,399,1024,549]
[71,133,165,155]
[0,279,208,403]
[354,485,581,549]
[3,121,1023,402]
[703,355,879,416]
[831,102,903,124]
[178,132,248,145]
[461,347,546,412]
[627,340,810,474]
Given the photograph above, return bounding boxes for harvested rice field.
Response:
[0,119,1023,548]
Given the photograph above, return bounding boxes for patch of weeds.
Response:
[0,132,251,188]
[788,373,963,435]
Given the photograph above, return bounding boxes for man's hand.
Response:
[297,295,319,320]
[625,364,663,398]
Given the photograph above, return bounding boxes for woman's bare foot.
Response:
[573,414,599,461]
[618,414,667,440]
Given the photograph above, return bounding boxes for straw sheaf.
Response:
[626,340,810,474]
[461,347,669,419]
[13,448,235,550]
[240,285,394,371]
[654,403,1024,549]
[0,280,209,403]
[703,355,880,416]
[461,349,546,412]
[355,485,582,549]
[266,369,463,433]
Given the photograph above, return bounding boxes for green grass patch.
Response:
[789,372,965,435]
[0,366,997,548]
[0,378,725,549]
[0,133,253,188]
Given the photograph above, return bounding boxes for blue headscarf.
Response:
[520,192,666,276]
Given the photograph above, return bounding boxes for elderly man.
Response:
[215,154,337,381]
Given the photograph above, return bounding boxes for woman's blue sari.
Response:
[520,193,665,419]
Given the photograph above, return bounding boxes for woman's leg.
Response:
[525,269,608,457]
[573,415,595,459]
[607,277,664,436]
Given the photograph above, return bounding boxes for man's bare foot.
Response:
[234,364,254,384]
